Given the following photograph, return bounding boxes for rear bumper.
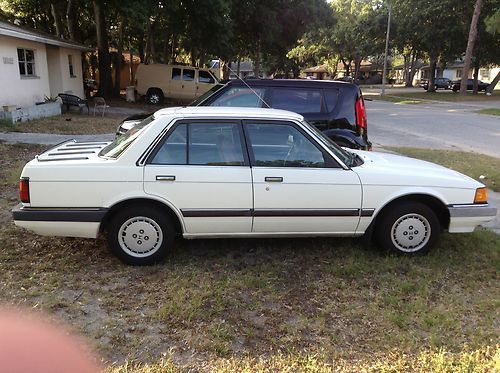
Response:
[12,203,107,238]
[447,203,497,233]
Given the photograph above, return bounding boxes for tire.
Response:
[146,88,164,105]
[375,201,440,255]
[107,207,174,265]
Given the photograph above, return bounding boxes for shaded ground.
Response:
[0,142,498,371]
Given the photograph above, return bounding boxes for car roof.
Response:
[153,106,304,121]
[227,78,358,90]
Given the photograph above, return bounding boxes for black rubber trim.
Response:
[12,204,108,222]
[181,209,252,217]
[360,209,375,217]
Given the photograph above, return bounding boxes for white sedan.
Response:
[12,107,497,265]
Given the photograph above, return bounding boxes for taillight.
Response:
[355,96,367,129]
[19,177,30,203]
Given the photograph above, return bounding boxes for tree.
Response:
[460,0,483,95]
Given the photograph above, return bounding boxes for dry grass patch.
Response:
[386,147,500,192]
[0,113,125,134]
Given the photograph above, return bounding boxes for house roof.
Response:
[303,60,383,74]
[0,20,89,51]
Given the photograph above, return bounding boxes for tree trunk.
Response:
[403,53,409,86]
[66,0,78,41]
[460,0,483,95]
[486,71,500,94]
[50,3,64,38]
[406,51,418,87]
[236,57,241,78]
[472,60,480,94]
[253,35,261,77]
[129,47,134,85]
[93,0,113,98]
[427,54,437,92]
[113,19,123,97]
[354,58,361,82]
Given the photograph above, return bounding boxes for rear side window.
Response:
[210,87,266,107]
[172,68,181,80]
[324,89,339,112]
[183,69,195,81]
[269,88,322,114]
[198,71,215,84]
[150,122,246,166]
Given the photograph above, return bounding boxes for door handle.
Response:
[156,175,176,181]
[265,177,283,182]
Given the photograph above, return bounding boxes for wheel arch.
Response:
[100,197,184,236]
[370,193,450,232]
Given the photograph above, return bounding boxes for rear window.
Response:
[269,88,322,114]
[324,89,339,112]
[210,87,266,107]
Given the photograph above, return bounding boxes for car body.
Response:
[451,79,489,92]
[12,107,496,265]
[419,78,452,90]
[119,79,370,150]
[135,63,220,104]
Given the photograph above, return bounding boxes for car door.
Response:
[169,67,183,99]
[244,120,362,234]
[144,120,253,234]
[182,68,196,100]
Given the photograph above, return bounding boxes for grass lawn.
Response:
[367,95,429,105]
[475,108,500,116]
[0,112,126,135]
[0,142,498,372]
[385,91,500,103]
[386,147,500,192]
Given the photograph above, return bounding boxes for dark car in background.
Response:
[419,77,452,90]
[118,79,371,150]
[451,79,489,92]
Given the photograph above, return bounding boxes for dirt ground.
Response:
[0,142,498,371]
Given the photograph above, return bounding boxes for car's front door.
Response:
[244,120,362,234]
[144,120,253,234]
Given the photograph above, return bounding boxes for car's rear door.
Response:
[144,119,253,234]
[244,120,362,234]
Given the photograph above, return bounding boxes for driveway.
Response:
[366,100,500,158]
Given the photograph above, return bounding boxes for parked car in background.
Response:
[451,79,489,92]
[13,107,496,265]
[419,78,452,90]
[118,79,371,150]
[135,64,219,104]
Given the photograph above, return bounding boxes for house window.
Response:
[68,55,76,77]
[456,69,462,79]
[17,48,36,77]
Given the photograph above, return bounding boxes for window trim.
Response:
[146,119,250,167]
[242,119,340,169]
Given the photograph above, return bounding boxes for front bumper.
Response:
[12,203,108,238]
[447,203,497,233]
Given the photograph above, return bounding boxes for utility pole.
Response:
[381,1,392,96]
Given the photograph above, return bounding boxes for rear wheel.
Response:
[107,207,174,265]
[375,201,440,255]
[146,88,164,105]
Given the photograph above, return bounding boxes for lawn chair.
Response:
[93,97,108,117]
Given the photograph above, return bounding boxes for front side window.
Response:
[210,87,266,108]
[198,70,215,84]
[150,122,245,166]
[246,122,326,168]
[18,48,35,77]
[183,69,195,81]
[269,88,322,114]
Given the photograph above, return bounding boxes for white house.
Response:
[0,20,88,120]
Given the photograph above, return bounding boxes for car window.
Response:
[150,122,245,166]
[198,71,215,84]
[269,88,322,114]
[246,122,326,168]
[183,69,195,81]
[210,87,265,107]
[324,89,340,112]
[172,68,181,81]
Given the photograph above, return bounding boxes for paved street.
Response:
[366,100,500,158]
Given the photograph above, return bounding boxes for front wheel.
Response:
[375,201,440,255]
[107,207,174,265]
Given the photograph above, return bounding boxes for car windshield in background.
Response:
[301,119,354,166]
[100,115,155,158]
[189,84,224,106]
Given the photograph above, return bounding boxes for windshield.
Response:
[189,84,224,106]
[301,120,354,166]
[99,115,155,158]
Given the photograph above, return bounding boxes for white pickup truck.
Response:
[12,107,497,265]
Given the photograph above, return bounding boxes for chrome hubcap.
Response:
[391,213,430,252]
[149,94,160,104]
[118,216,163,257]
